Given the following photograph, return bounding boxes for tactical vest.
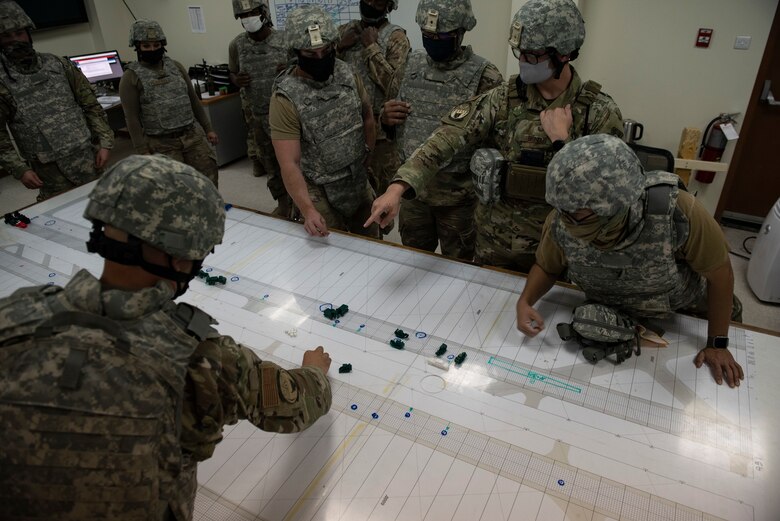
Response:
[236,30,287,131]
[0,53,92,164]
[339,21,402,115]
[397,49,487,173]
[275,60,365,186]
[495,74,602,201]
[0,277,217,520]
[552,172,706,317]
[128,57,194,136]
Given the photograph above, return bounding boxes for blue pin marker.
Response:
[371,413,379,420]
[441,424,450,436]
[48,273,56,278]
[224,204,233,211]
[350,404,358,411]
[404,407,413,418]
[260,294,269,301]
[333,319,340,327]
[44,220,56,226]
[557,479,565,486]
[205,267,213,273]
[447,354,455,360]
[415,331,427,339]
[230,276,240,282]
[356,324,366,332]
[319,303,333,311]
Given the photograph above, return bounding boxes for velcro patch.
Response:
[449,103,471,121]
[278,370,299,404]
[262,367,279,409]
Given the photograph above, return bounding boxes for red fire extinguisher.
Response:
[695,113,737,184]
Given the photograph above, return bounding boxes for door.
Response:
[716,2,780,222]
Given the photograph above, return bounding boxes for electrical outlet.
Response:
[734,36,752,50]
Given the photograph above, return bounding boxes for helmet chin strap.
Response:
[86,221,203,297]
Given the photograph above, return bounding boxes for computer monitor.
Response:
[69,50,123,83]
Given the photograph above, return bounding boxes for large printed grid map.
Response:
[0,186,771,521]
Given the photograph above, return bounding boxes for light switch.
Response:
[734,36,752,50]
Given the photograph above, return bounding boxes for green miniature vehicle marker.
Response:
[454,352,467,365]
[389,339,405,349]
[394,328,409,339]
[435,344,448,357]
[338,363,352,374]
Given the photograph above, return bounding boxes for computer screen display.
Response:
[69,51,123,83]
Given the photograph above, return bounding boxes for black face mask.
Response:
[360,1,386,25]
[2,40,36,67]
[297,50,336,82]
[137,47,165,64]
[422,35,458,62]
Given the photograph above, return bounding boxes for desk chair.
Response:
[628,143,676,172]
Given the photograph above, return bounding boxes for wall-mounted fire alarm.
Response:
[696,28,713,48]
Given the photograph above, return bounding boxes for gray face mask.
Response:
[519,60,554,84]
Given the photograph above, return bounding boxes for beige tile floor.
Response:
[1,136,777,332]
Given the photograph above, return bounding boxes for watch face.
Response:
[713,336,729,349]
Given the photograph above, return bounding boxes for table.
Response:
[1,185,778,521]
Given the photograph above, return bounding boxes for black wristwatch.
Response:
[707,335,729,349]
[552,139,566,152]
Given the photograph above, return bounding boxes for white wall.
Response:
[575,0,776,213]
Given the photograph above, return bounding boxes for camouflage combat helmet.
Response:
[546,135,645,217]
[232,0,266,18]
[285,5,337,50]
[84,155,225,260]
[0,0,35,34]
[508,0,585,55]
[415,0,476,33]
[128,19,167,47]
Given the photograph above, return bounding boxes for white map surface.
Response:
[0,185,777,521]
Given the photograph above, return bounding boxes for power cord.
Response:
[122,0,137,20]
[729,235,757,261]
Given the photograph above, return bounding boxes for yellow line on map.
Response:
[283,422,367,521]
[226,239,281,274]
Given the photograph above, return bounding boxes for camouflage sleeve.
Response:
[61,57,114,150]
[476,62,504,95]
[588,93,624,139]
[181,335,332,461]
[365,28,410,98]
[118,69,148,153]
[174,60,214,135]
[534,211,568,275]
[392,83,508,199]
[228,38,240,74]
[0,85,30,179]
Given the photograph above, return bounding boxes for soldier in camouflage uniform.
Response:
[119,20,220,187]
[366,0,623,272]
[0,154,332,520]
[0,0,113,201]
[516,135,744,388]
[270,5,379,239]
[336,0,409,217]
[229,0,295,217]
[380,0,502,260]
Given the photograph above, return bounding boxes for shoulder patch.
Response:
[278,370,299,404]
[449,103,471,121]
[262,366,280,409]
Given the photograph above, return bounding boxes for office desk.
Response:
[201,92,248,167]
[3,185,779,521]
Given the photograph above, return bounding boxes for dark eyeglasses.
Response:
[512,48,548,64]
[421,30,460,41]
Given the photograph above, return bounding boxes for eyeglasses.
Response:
[561,209,598,226]
[512,48,549,64]
[421,30,460,41]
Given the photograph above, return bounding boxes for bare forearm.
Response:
[518,264,558,306]
[705,262,734,338]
